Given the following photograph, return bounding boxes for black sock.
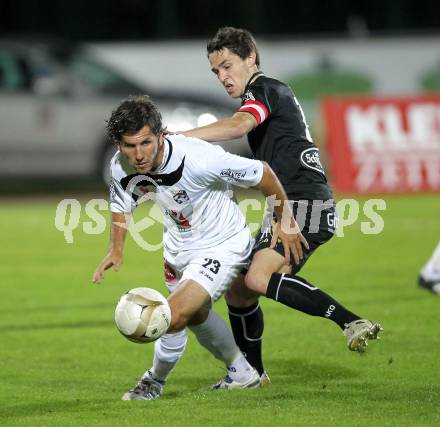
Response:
[266,273,360,329]
[227,302,265,376]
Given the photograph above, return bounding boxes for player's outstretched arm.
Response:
[92,211,130,284]
[181,112,257,142]
[254,162,309,266]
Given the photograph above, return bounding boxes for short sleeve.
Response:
[199,145,264,189]
[109,158,137,213]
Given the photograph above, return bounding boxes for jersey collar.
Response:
[155,137,173,173]
[243,70,264,97]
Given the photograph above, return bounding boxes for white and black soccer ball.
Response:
[115,287,171,343]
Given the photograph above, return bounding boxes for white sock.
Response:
[421,242,440,281]
[189,310,255,383]
[227,352,256,383]
[189,310,239,365]
[150,329,188,382]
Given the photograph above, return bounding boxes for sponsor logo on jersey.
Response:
[242,90,255,102]
[220,168,247,181]
[300,147,325,175]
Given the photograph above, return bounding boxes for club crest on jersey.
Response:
[172,189,189,204]
[220,168,247,182]
[300,147,325,175]
[165,188,192,231]
[242,90,255,102]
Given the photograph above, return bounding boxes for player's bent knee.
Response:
[225,287,258,307]
[244,271,271,295]
[168,309,189,333]
[225,274,259,306]
[187,307,209,327]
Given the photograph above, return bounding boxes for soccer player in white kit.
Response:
[92,95,308,400]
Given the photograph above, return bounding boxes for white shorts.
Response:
[163,227,253,303]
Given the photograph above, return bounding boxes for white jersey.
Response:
[110,134,264,253]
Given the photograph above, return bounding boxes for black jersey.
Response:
[239,74,333,201]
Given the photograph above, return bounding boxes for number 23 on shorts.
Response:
[202,258,221,274]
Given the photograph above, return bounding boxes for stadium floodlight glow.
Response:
[197,113,217,127]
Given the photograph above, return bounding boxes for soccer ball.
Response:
[115,287,171,343]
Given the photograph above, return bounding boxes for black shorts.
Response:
[250,200,337,274]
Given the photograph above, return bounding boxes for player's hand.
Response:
[270,220,309,266]
[92,252,123,284]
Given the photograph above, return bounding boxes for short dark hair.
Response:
[106,95,163,143]
[207,26,260,67]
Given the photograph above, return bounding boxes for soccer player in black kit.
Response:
[183,27,382,386]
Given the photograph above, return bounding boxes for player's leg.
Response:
[223,220,315,381]
[188,306,259,387]
[418,241,440,295]
[166,277,259,388]
[185,228,261,389]
[224,217,327,378]
[151,260,192,381]
[147,279,198,384]
[225,269,292,384]
[246,247,359,326]
[122,328,188,401]
[245,247,381,352]
[225,275,265,377]
[139,279,211,388]
[166,278,211,332]
[122,261,194,401]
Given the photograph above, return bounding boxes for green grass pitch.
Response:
[1,192,440,426]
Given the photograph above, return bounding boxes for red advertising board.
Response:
[322,95,440,193]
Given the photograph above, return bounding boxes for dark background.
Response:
[1,0,440,41]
